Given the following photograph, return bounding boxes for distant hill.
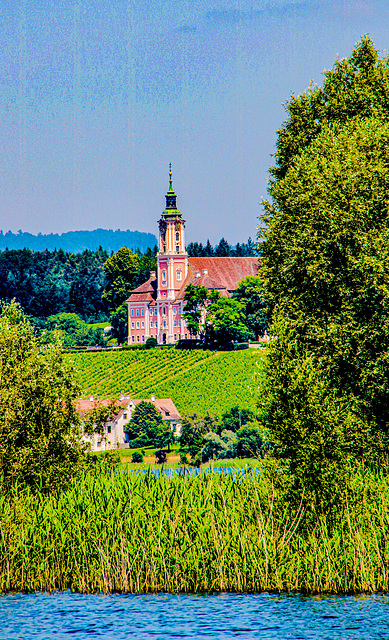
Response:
[0,229,157,253]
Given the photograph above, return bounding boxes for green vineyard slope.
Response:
[70,348,263,416]
[69,348,215,399]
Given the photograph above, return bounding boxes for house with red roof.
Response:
[126,167,258,345]
[77,395,181,451]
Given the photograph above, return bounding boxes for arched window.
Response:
[175,232,180,242]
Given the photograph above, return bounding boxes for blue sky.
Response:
[1,0,389,244]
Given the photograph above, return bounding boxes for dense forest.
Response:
[0,236,253,324]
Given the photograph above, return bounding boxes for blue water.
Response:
[2,592,389,639]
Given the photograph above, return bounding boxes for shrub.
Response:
[131,452,143,463]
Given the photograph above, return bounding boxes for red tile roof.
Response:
[130,398,181,421]
[76,397,181,421]
[126,257,258,304]
[76,398,124,418]
[176,256,258,300]
[188,257,258,289]
[126,276,157,303]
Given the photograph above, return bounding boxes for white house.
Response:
[77,395,181,452]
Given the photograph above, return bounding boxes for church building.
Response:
[126,167,258,345]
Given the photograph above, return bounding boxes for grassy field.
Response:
[2,465,389,594]
[70,348,263,416]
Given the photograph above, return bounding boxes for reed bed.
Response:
[1,467,389,594]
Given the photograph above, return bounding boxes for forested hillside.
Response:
[0,229,157,253]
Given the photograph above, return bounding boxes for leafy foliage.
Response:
[183,284,210,337]
[270,36,389,181]
[205,297,252,346]
[110,303,128,344]
[234,276,268,338]
[125,401,171,448]
[217,406,256,434]
[45,312,105,348]
[260,37,389,507]
[0,301,86,492]
[0,247,109,322]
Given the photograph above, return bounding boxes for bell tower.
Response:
[158,164,186,255]
[157,165,188,343]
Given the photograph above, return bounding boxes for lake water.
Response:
[2,592,389,639]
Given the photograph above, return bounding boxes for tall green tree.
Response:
[102,247,141,311]
[0,301,86,492]
[183,284,210,337]
[270,36,389,182]
[125,401,171,447]
[234,276,268,338]
[260,39,389,499]
[205,297,251,346]
[110,303,128,344]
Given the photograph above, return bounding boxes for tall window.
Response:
[177,270,182,281]
[131,309,134,317]
[175,232,180,242]
[162,269,166,281]
[136,309,139,317]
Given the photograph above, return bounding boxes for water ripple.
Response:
[1,592,389,639]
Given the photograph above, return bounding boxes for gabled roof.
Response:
[130,398,181,421]
[76,397,181,422]
[126,276,158,303]
[176,256,258,300]
[76,398,124,419]
[126,256,259,305]
[188,257,258,290]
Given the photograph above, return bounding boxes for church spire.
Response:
[168,162,174,193]
[164,163,180,213]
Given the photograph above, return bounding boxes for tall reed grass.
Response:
[1,467,389,594]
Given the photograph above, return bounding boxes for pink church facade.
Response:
[126,169,258,345]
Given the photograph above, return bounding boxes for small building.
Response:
[126,166,258,345]
[77,395,181,452]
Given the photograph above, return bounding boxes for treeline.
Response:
[0,229,157,254]
[0,246,156,322]
[186,237,256,257]
[0,237,255,326]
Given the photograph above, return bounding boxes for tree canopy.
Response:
[259,38,389,504]
[125,401,171,448]
[233,276,268,338]
[0,301,86,492]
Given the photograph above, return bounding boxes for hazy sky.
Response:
[1,0,389,244]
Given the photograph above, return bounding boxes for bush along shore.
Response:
[2,465,389,595]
